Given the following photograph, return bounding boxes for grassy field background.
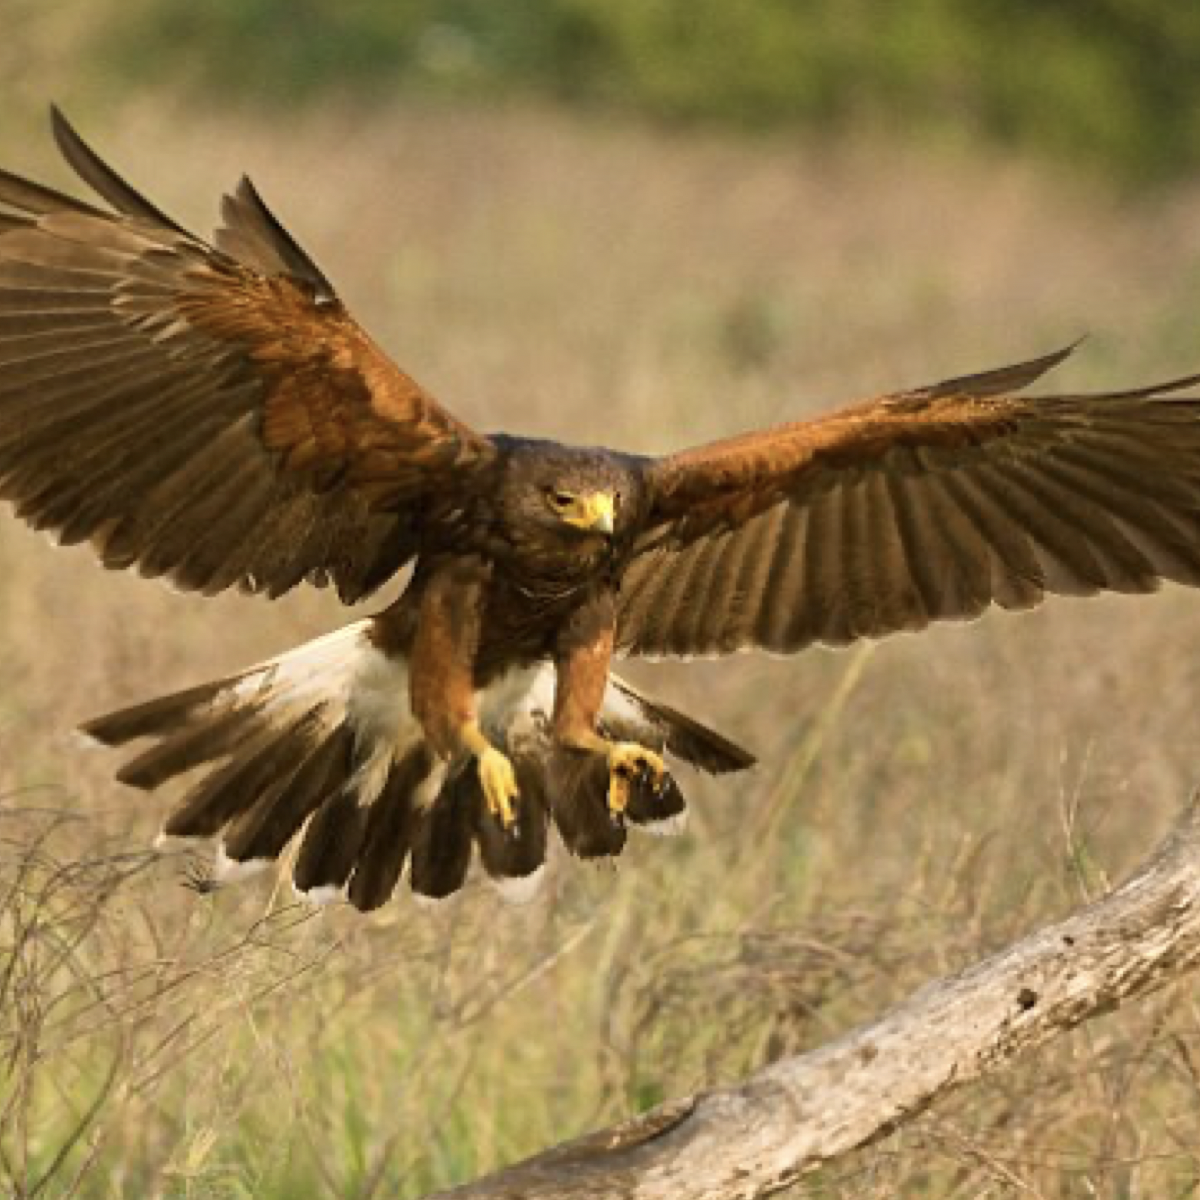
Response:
[5,98,1200,1196]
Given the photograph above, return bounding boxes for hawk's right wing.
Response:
[0,108,497,601]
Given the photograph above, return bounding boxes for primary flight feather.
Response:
[4,110,1200,907]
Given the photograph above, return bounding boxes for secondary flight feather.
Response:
[3,110,1200,907]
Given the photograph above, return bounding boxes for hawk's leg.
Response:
[553,591,667,819]
[607,742,666,816]
[460,720,519,831]
[563,730,666,817]
[407,559,521,832]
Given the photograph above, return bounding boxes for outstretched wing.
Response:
[0,109,497,601]
[618,344,1200,657]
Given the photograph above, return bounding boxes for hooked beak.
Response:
[566,492,615,536]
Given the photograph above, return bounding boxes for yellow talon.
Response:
[607,743,666,816]
[478,747,520,831]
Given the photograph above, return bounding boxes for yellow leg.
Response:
[606,742,666,817]
[462,722,519,831]
[559,729,667,817]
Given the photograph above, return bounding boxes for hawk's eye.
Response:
[545,488,574,510]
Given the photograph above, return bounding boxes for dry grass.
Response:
[6,98,1200,1197]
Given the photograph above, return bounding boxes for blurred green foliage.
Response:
[92,0,1200,182]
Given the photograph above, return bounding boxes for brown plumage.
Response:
[5,111,1200,908]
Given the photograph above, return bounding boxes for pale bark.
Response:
[428,797,1200,1200]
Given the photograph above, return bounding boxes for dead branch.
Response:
[428,797,1200,1199]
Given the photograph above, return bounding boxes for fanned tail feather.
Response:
[82,621,755,910]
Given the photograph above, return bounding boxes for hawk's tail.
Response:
[80,621,754,910]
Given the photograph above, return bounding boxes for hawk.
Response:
[3,110,1200,908]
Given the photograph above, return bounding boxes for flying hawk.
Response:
[3,111,1200,908]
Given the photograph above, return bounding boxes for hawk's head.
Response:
[541,485,617,536]
[495,440,642,559]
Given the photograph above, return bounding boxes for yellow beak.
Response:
[565,492,615,535]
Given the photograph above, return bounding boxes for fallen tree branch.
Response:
[429,797,1200,1199]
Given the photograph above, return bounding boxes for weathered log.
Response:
[429,797,1200,1199]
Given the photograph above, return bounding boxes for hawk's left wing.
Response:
[618,345,1200,658]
